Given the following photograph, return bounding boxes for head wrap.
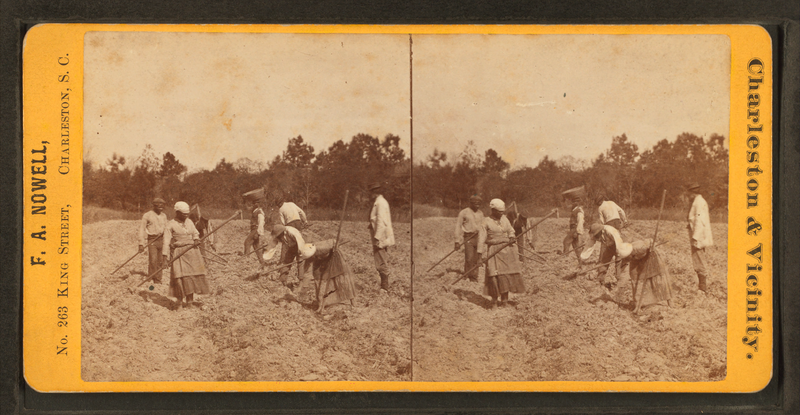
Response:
[153,197,166,205]
[687,182,701,191]
[489,198,505,212]
[368,182,383,191]
[469,195,483,202]
[174,201,190,214]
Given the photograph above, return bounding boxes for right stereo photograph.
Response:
[411,33,730,382]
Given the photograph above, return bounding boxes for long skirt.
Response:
[313,249,357,305]
[631,250,673,307]
[483,243,525,297]
[169,244,210,298]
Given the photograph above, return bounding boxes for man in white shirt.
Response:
[368,182,395,292]
[687,183,713,292]
[276,197,308,230]
[138,198,168,283]
[596,195,628,230]
[454,195,485,282]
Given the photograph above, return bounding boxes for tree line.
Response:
[84,134,411,216]
[413,133,728,215]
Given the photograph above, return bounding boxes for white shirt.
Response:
[139,210,167,246]
[369,195,395,249]
[598,201,627,224]
[454,207,485,244]
[279,202,308,226]
[688,194,713,249]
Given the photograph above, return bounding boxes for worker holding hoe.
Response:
[478,199,525,308]
[163,201,210,310]
[138,197,168,284]
[454,195,485,282]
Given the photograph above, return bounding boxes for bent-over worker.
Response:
[590,222,631,290]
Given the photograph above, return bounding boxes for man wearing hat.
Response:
[163,201,210,309]
[590,222,631,289]
[686,182,713,292]
[368,182,395,292]
[138,198,168,284]
[562,196,586,265]
[242,194,267,268]
[455,195,485,282]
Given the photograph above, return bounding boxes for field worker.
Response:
[308,239,357,312]
[269,224,314,289]
[163,201,210,309]
[138,198,168,284]
[189,204,215,255]
[627,239,673,313]
[454,195,485,282]
[686,182,713,292]
[590,222,632,290]
[276,195,308,230]
[368,182,395,292]
[478,199,525,308]
[242,196,267,267]
[562,197,585,265]
[596,195,628,230]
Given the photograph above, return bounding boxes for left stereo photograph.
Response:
[24,27,413,387]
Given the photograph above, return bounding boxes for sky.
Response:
[412,34,730,168]
[83,32,411,171]
[84,32,729,172]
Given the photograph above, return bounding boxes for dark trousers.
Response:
[279,242,299,283]
[286,219,302,230]
[691,246,708,291]
[373,246,390,290]
[606,218,623,230]
[244,230,265,265]
[562,229,582,262]
[463,232,480,281]
[147,234,164,283]
[598,242,629,284]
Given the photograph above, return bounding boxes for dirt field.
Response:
[82,219,411,382]
[412,217,727,382]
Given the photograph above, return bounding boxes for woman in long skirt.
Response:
[163,201,210,309]
[478,199,526,308]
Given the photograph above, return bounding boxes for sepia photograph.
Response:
[411,34,730,382]
[80,31,412,382]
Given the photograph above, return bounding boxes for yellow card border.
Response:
[22,23,772,392]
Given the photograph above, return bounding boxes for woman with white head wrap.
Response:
[478,198,526,308]
[162,201,210,309]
